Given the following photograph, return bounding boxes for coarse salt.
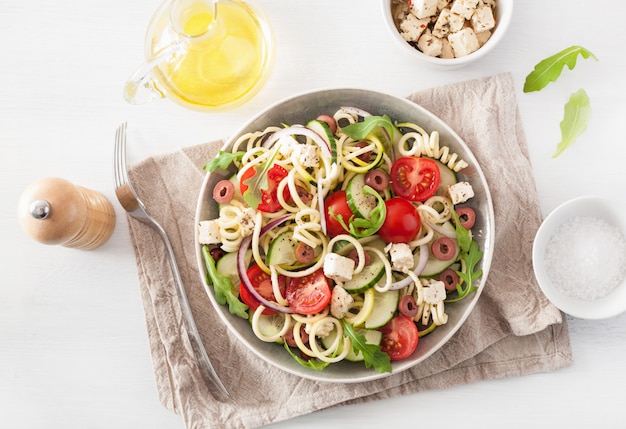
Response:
[544,216,626,301]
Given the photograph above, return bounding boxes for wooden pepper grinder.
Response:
[18,177,116,250]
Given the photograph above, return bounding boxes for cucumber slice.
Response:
[435,160,457,197]
[333,236,383,255]
[306,119,337,164]
[321,326,382,362]
[266,230,297,267]
[364,288,400,329]
[345,173,377,218]
[216,251,249,287]
[250,313,288,344]
[415,221,460,276]
[266,230,321,269]
[342,250,385,293]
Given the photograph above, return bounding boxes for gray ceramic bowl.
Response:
[195,88,495,382]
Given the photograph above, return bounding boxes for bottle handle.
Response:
[123,41,185,105]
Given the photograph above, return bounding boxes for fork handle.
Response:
[154,224,230,400]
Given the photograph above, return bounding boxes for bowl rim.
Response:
[195,87,495,382]
[380,0,514,67]
[532,195,626,320]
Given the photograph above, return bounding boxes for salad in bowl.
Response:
[195,89,494,382]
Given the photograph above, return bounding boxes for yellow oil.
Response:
[158,0,272,109]
[183,10,214,36]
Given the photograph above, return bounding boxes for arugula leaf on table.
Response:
[203,150,245,172]
[341,320,392,373]
[553,88,591,158]
[341,114,396,141]
[523,46,598,93]
[201,246,249,319]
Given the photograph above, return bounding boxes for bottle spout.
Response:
[123,41,184,105]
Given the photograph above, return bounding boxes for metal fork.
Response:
[114,122,229,400]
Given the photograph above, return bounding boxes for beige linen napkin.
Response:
[126,73,573,429]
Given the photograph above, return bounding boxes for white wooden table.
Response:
[2,1,626,427]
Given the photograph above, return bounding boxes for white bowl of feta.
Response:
[532,196,626,320]
[382,0,513,69]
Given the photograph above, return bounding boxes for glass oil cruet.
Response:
[123,0,274,110]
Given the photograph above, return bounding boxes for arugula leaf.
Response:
[203,150,245,172]
[333,186,386,238]
[201,246,249,319]
[447,240,483,303]
[341,320,392,373]
[523,46,598,93]
[283,342,331,371]
[342,115,395,141]
[446,212,483,303]
[451,211,471,254]
[241,146,280,210]
[553,89,591,158]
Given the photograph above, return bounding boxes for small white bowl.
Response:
[381,0,514,69]
[532,196,626,319]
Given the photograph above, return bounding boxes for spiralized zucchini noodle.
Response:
[201,107,480,370]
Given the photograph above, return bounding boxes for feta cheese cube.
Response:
[330,285,354,319]
[386,243,414,272]
[471,5,496,33]
[323,253,356,283]
[450,0,479,20]
[475,30,492,46]
[306,320,334,337]
[448,181,475,204]
[417,29,443,57]
[399,13,430,42]
[293,144,319,168]
[437,0,451,11]
[448,27,480,57]
[423,280,447,304]
[411,0,439,19]
[440,38,455,58]
[198,220,222,244]
[432,8,465,38]
[235,207,256,237]
[479,0,496,7]
[277,135,299,158]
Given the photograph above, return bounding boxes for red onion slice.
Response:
[389,243,429,290]
[237,215,294,314]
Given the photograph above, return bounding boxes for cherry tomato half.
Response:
[286,269,332,315]
[239,164,289,213]
[380,315,419,361]
[324,190,354,237]
[377,197,421,243]
[241,264,286,315]
[390,156,441,202]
